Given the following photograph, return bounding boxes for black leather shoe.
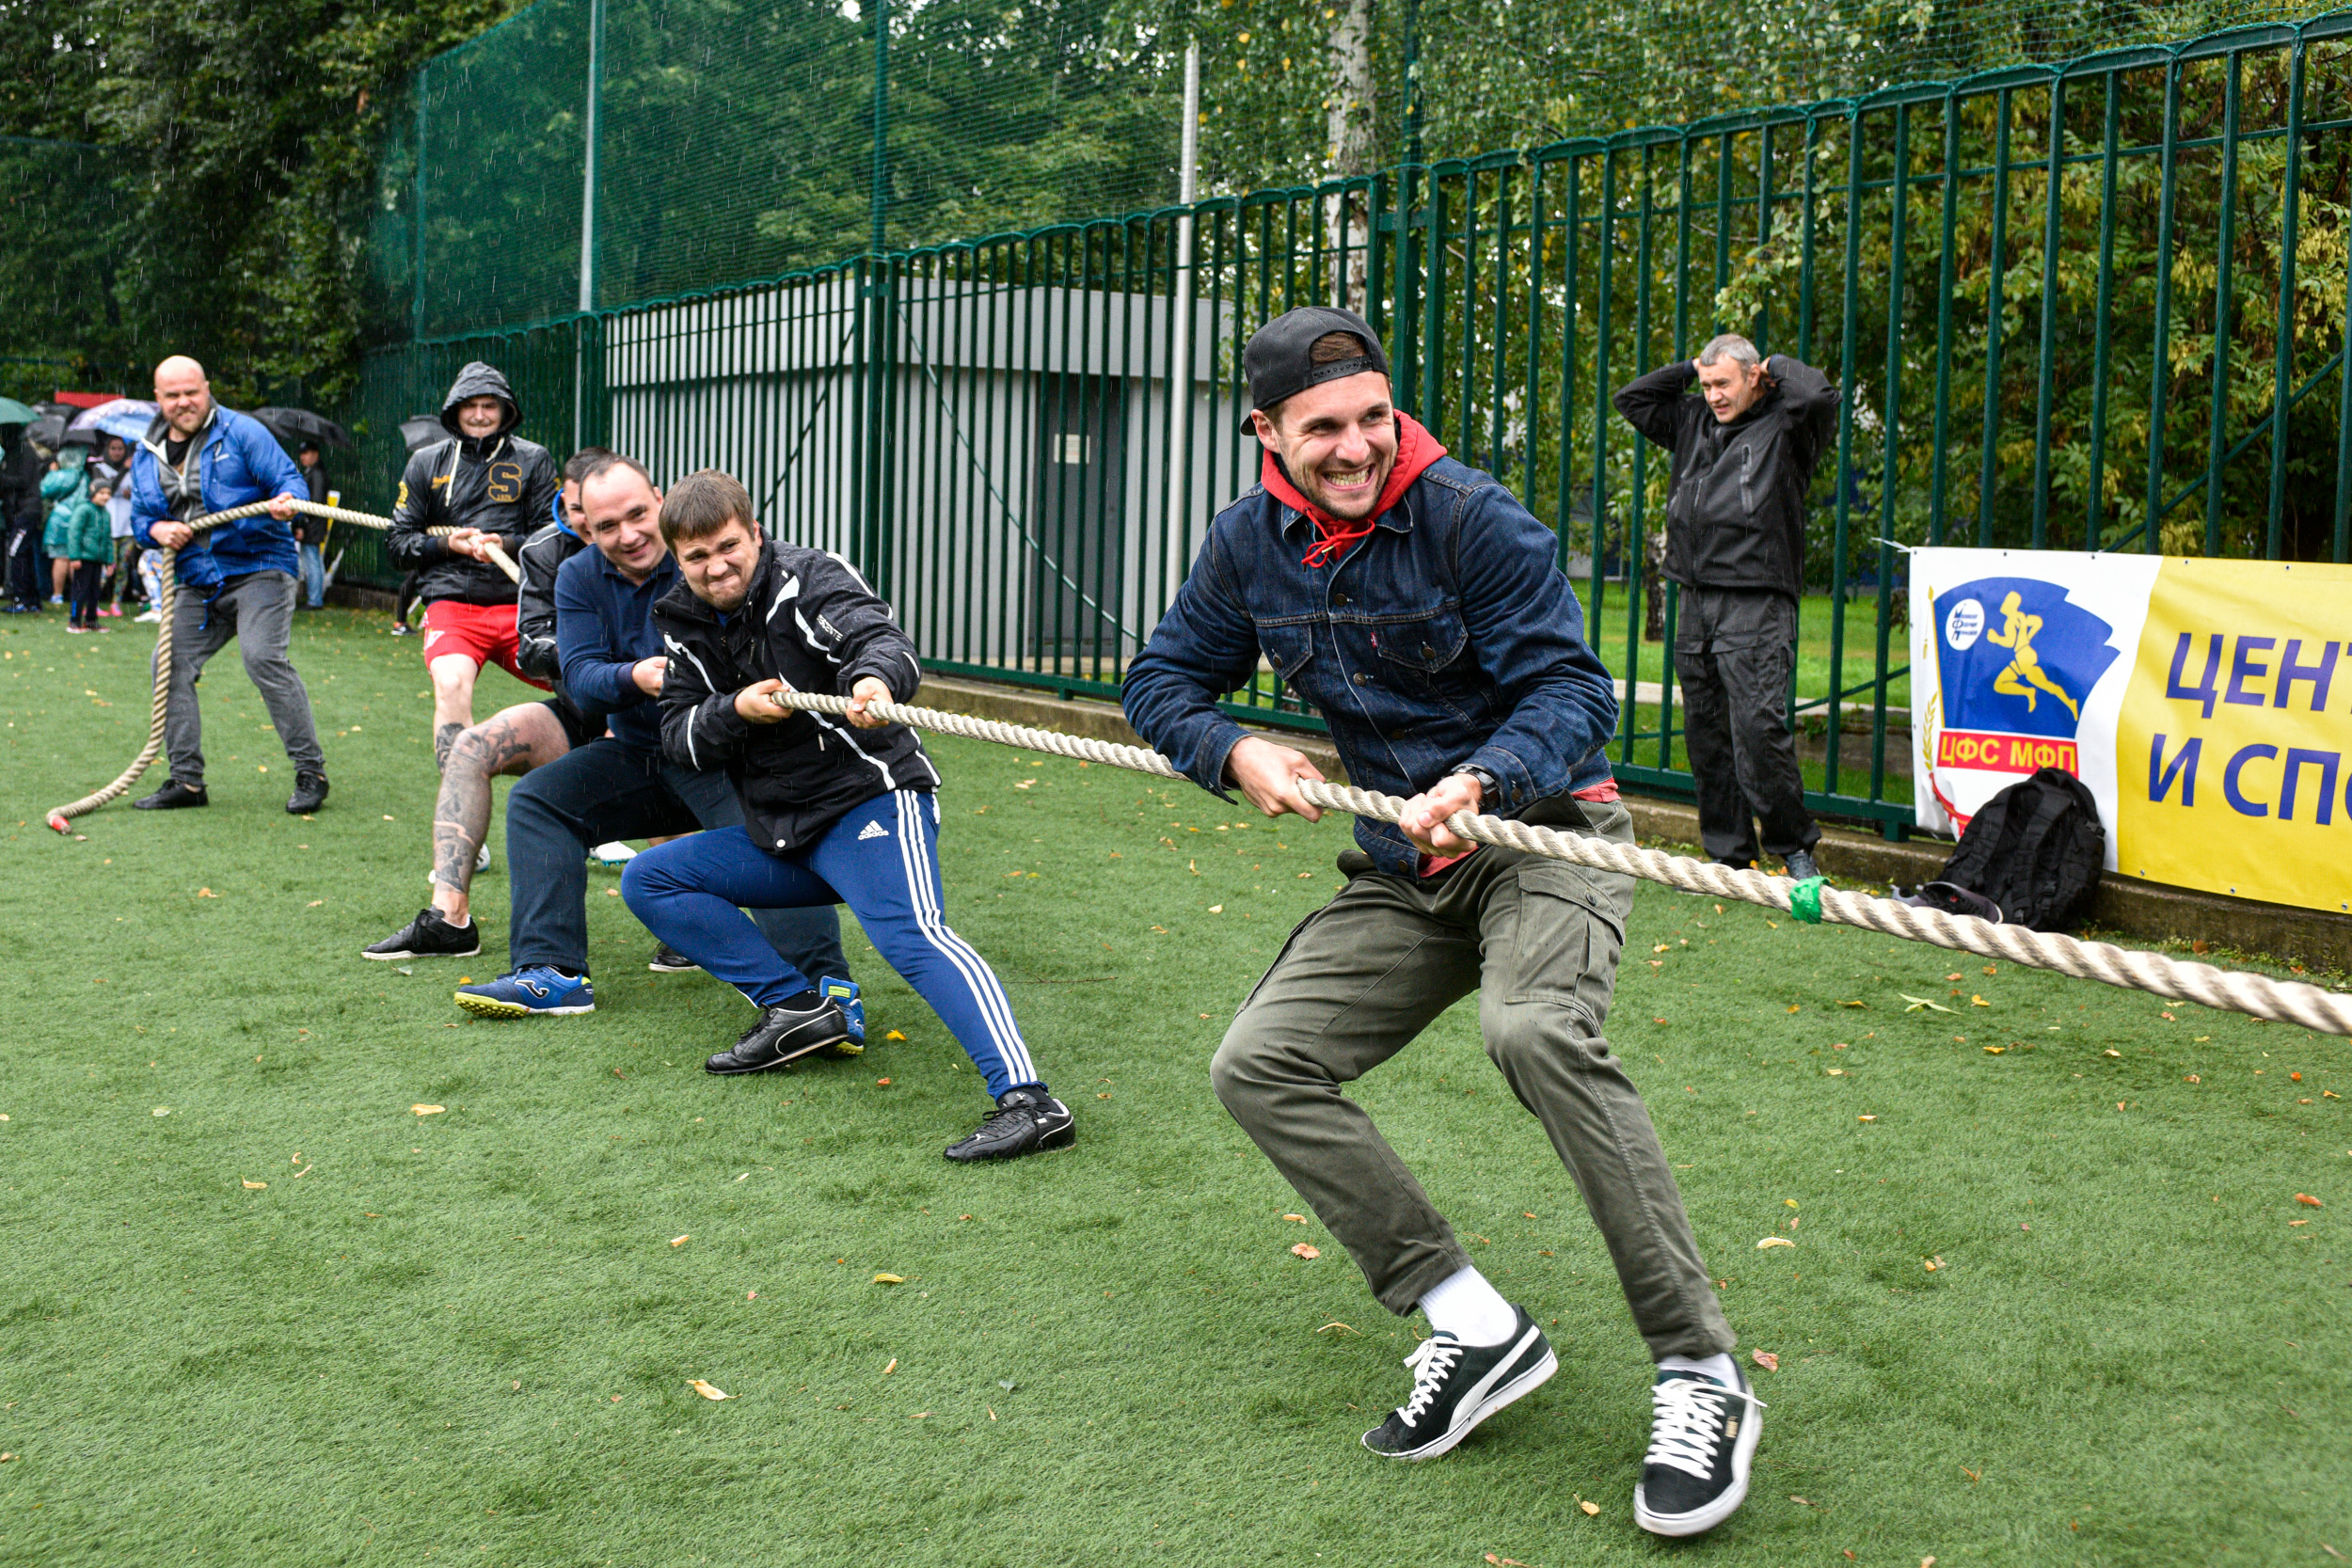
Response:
[134,779,209,810]
[944,1088,1075,1163]
[286,770,329,815]
[704,994,850,1075]
[1782,849,1820,881]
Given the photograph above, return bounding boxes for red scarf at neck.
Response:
[1263,411,1446,568]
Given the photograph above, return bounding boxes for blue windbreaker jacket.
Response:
[131,405,308,588]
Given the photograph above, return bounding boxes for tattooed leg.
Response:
[429,702,574,925]
[427,651,483,771]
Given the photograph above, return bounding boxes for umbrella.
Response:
[251,406,352,451]
[66,398,157,444]
[0,396,37,425]
[25,412,70,451]
[399,415,446,453]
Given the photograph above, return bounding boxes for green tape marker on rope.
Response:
[1788,876,1827,925]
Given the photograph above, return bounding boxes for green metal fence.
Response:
[337,10,2352,836]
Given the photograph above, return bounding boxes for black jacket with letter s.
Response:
[1613,355,1837,600]
[652,540,936,854]
[387,362,561,607]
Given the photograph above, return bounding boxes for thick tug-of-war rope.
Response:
[45,499,514,832]
[779,690,2352,1038]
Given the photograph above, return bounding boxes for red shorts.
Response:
[421,600,550,691]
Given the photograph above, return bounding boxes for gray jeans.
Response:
[1212,800,1733,1360]
[161,570,326,785]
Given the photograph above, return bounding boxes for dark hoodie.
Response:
[387,361,561,608]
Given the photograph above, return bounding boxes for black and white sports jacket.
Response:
[652,539,937,854]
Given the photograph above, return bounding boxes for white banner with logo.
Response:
[1911,548,2352,915]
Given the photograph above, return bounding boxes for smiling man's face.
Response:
[453,395,505,439]
[1250,369,1398,521]
[579,467,668,582]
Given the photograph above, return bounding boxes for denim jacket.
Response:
[1122,454,1618,875]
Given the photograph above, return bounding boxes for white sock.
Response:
[1657,1351,1740,1387]
[1418,1265,1517,1348]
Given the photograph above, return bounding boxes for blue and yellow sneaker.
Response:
[818,976,865,1056]
[454,966,596,1019]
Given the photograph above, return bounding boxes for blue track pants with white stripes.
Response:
[621,789,1041,1099]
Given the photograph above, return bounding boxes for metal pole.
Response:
[412,65,428,341]
[1167,41,1200,590]
[2265,41,2304,562]
[579,0,602,313]
[870,0,889,258]
[2145,56,2183,554]
[2202,52,2241,558]
[1401,0,1422,167]
[575,0,603,452]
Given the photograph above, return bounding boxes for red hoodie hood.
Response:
[1262,411,1446,568]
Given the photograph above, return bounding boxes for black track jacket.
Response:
[1613,355,1837,601]
[516,513,594,717]
[388,362,561,608]
[652,540,936,854]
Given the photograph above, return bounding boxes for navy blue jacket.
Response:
[554,546,677,753]
[1121,454,1618,876]
[130,405,309,588]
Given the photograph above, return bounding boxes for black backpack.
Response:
[1932,768,2105,931]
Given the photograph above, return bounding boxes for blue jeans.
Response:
[623,791,1041,1100]
[297,543,325,608]
[503,738,848,982]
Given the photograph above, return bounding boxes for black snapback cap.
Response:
[1241,306,1391,433]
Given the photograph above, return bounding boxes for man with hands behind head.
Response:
[1614,334,1836,880]
[1123,307,1754,1538]
[452,453,852,1022]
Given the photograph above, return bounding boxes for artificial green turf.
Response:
[2,609,2347,1567]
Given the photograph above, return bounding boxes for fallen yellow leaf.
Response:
[1971,995,1991,1007]
[1752,1350,1779,1371]
[2295,1193,2325,1208]
[1207,904,1224,913]
[1581,1499,1600,1516]
[1290,1243,1321,1259]
[1857,1114,1877,1122]
[874,1273,906,1284]
[411,1104,445,1116]
[670,1235,690,1247]
[1983,1045,2006,1054]
[882,1358,898,1375]
[242,1180,266,1190]
[306,900,323,908]
[197,888,217,898]
[1282,1213,1307,1224]
[885,1030,906,1041]
[1757,1236,1796,1250]
[688,1379,732,1401]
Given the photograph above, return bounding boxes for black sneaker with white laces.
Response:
[362,908,482,961]
[1633,1361,1765,1538]
[943,1087,1074,1163]
[648,943,700,974]
[1360,1307,1556,1461]
[704,993,850,1074]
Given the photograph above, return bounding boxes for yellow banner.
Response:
[2115,558,2352,913]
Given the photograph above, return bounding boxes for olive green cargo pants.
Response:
[1210,800,1734,1360]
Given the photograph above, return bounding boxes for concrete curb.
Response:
[915,673,2352,974]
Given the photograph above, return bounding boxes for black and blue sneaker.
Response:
[1633,1360,1765,1538]
[818,976,865,1055]
[454,966,596,1019]
[1360,1307,1556,1461]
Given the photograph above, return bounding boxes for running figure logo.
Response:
[1983,591,2080,720]
[1924,574,2121,816]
